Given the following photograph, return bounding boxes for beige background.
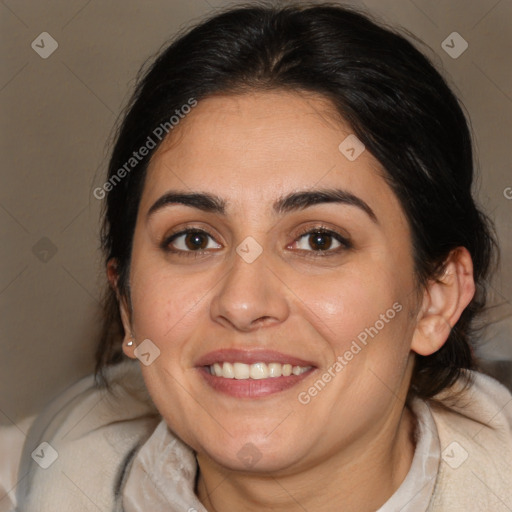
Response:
[1,0,511,429]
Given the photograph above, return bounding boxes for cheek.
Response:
[295,263,406,352]
[301,275,412,413]
[128,262,207,351]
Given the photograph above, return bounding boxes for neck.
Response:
[196,404,416,512]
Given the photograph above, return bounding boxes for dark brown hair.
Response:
[95,2,497,398]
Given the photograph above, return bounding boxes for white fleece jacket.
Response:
[2,360,511,511]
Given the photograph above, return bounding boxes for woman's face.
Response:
[123,90,420,474]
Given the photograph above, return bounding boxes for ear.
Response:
[411,247,475,356]
[107,258,137,359]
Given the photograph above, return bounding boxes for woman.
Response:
[11,2,512,511]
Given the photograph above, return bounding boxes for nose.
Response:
[209,249,290,332]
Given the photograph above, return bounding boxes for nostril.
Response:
[252,316,277,328]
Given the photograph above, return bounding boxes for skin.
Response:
[110,90,475,511]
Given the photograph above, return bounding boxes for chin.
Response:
[197,431,310,474]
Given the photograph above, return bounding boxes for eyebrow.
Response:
[147,188,378,223]
[148,191,225,217]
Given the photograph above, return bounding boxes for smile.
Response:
[208,362,311,379]
[195,348,316,398]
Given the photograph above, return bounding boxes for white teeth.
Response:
[208,362,311,379]
[268,363,282,377]
[222,362,235,378]
[250,362,268,380]
[233,362,250,379]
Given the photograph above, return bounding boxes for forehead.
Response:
[140,90,401,222]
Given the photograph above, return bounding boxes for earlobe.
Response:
[119,299,138,359]
[123,338,138,359]
[412,316,452,356]
[106,258,138,359]
[411,247,475,357]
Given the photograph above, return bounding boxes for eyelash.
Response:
[161,226,352,258]
[293,226,352,257]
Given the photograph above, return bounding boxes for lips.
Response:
[195,348,317,398]
[208,361,311,379]
[195,348,316,368]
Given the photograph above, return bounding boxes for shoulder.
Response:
[14,360,160,512]
[0,415,36,511]
[427,371,512,511]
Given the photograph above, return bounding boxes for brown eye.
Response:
[291,228,352,255]
[308,232,334,251]
[295,231,342,252]
[184,232,209,250]
[165,229,222,253]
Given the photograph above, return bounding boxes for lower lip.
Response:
[197,367,315,398]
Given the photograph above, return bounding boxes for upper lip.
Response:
[195,349,316,368]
